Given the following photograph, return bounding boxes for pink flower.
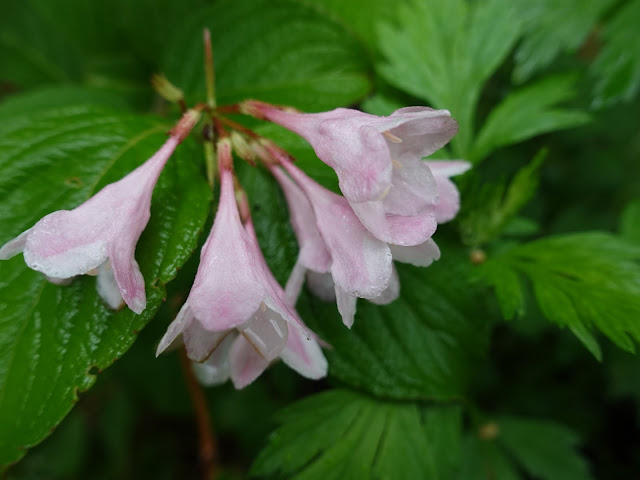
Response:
[272,160,393,327]
[0,110,201,313]
[244,102,457,246]
[156,139,326,389]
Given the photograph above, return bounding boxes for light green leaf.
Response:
[252,389,461,479]
[472,76,590,161]
[0,101,211,468]
[512,0,618,82]
[163,0,372,111]
[378,0,522,157]
[592,0,640,107]
[482,232,640,357]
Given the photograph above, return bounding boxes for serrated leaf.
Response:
[498,415,594,480]
[472,76,590,161]
[482,232,640,357]
[513,0,618,82]
[298,247,488,401]
[460,151,546,246]
[0,102,211,467]
[252,389,461,479]
[377,0,522,157]
[592,0,640,107]
[163,0,372,111]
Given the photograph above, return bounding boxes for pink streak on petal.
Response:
[188,162,265,331]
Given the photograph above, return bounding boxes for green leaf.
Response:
[498,415,594,480]
[592,0,640,107]
[299,246,489,401]
[378,0,522,157]
[512,0,618,82]
[472,76,590,162]
[460,151,546,246]
[0,102,211,467]
[459,434,522,480]
[481,232,640,358]
[252,389,461,479]
[306,0,405,53]
[163,0,372,111]
[620,199,640,245]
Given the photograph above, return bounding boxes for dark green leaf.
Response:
[252,389,461,479]
[460,151,546,246]
[299,247,489,401]
[481,232,640,358]
[163,0,372,111]
[472,76,590,162]
[498,415,594,480]
[513,0,618,82]
[591,0,640,107]
[0,102,211,467]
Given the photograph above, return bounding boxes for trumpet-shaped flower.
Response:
[243,102,458,246]
[272,161,393,327]
[157,140,325,389]
[0,111,200,313]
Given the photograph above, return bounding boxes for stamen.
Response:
[391,159,403,169]
[383,131,403,143]
[260,301,267,312]
[376,185,391,201]
[87,268,99,276]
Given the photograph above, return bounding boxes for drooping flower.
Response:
[243,101,458,246]
[157,139,325,389]
[0,110,201,314]
[272,160,393,327]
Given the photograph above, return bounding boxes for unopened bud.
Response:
[170,109,202,143]
[230,131,255,163]
[151,74,184,104]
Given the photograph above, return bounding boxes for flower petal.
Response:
[229,335,270,389]
[239,305,288,361]
[183,322,231,363]
[96,261,124,310]
[280,327,328,380]
[335,285,357,328]
[192,332,236,387]
[369,266,400,305]
[306,270,336,301]
[390,238,441,267]
[156,302,196,356]
[109,239,146,314]
[0,229,31,260]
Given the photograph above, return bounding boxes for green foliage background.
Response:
[0,0,639,478]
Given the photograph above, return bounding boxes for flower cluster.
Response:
[0,99,468,389]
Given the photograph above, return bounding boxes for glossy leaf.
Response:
[163,0,372,111]
[0,101,211,467]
